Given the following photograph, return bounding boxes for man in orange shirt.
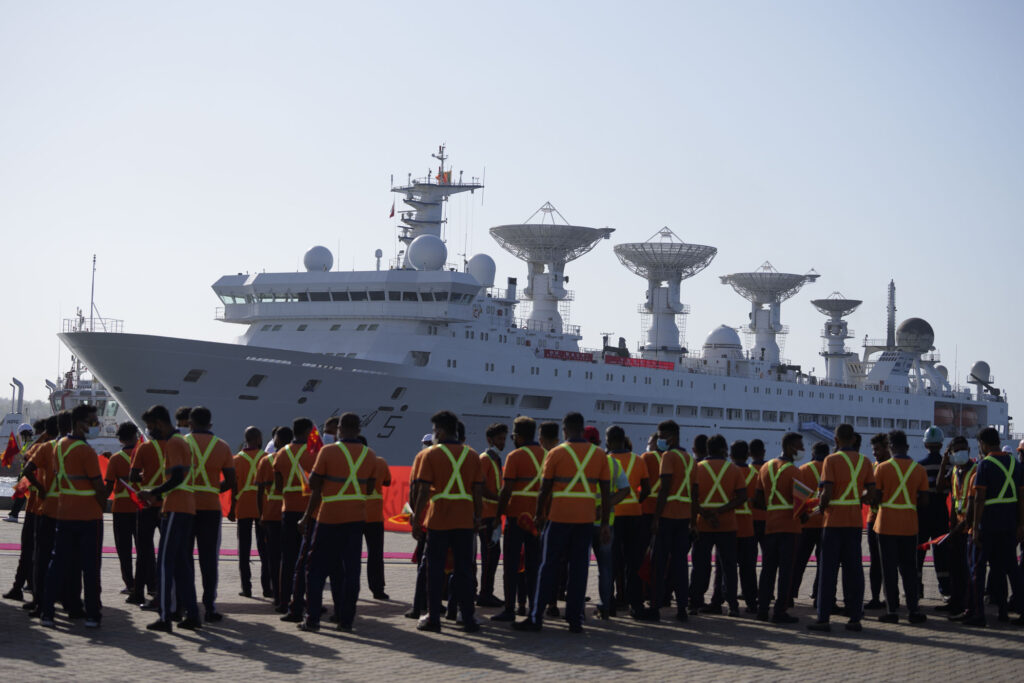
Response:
[3,420,44,601]
[297,412,376,632]
[275,417,317,620]
[608,425,650,619]
[873,429,928,624]
[753,431,804,623]
[689,434,747,616]
[139,404,201,632]
[184,406,236,622]
[6,417,54,609]
[514,412,611,633]
[492,416,544,621]
[648,419,694,622]
[714,440,758,614]
[808,423,877,632]
[477,422,508,608]
[230,426,264,599]
[20,415,60,616]
[104,422,141,596]
[749,438,768,561]
[792,440,829,606]
[39,405,107,628]
[363,438,391,600]
[258,426,291,606]
[404,432,434,621]
[410,410,484,632]
[864,432,890,611]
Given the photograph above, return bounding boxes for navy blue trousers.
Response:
[193,509,222,612]
[157,512,198,622]
[503,520,539,612]
[426,528,476,625]
[305,520,363,627]
[816,526,864,623]
[652,518,690,614]
[758,532,797,617]
[42,519,102,621]
[532,521,592,627]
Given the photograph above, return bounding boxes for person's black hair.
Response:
[693,434,708,456]
[244,426,262,445]
[870,433,888,447]
[44,415,59,437]
[116,422,139,442]
[887,429,908,451]
[57,410,73,434]
[32,419,45,433]
[456,421,466,443]
[292,417,313,439]
[190,406,212,429]
[513,416,536,440]
[605,425,626,448]
[707,434,727,457]
[175,406,192,424]
[812,441,831,459]
[749,438,766,455]
[977,426,1000,447]
[539,421,560,441]
[562,412,585,433]
[730,440,749,461]
[430,410,458,437]
[486,422,509,439]
[657,419,680,436]
[339,412,361,431]
[781,432,802,450]
[70,403,96,425]
[275,426,294,444]
[142,405,172,425]
[834,423,855,446]
[852,432,862,450]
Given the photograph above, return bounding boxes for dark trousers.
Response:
[918,504,951,596]
[363,521,386,594]
[532,521,591,627]
[306,520,363,627]
[613,515,645,613]
[758,532,797,617]
[413,537,428,612]
[11,511,35,591]
[279,510,303,610]
[754,519,767,557]
[971,528,1024,618]
[867,526,883,602]
[879,533,920,615]
[193,509,222,612]
[426,528,476,625]
[692,531,738,609]
[816,526,865,623]
[947,531,970,613]
[262,520,282,605]
[135,506,160,597]
[502,521,539,613]
[237,517,256,593]
[32,515,56,606]
[112,511,136,591]
[652,518,690,615]
[792,527,822,601]
[8,496,25,519]
[255,519,271,594]
[737,535,758,608]
[287,517,316,615]
[42,519,102,621]
[477,517,501,599]
[157,512,198,622]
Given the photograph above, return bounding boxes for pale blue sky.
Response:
[2,2,1022,426]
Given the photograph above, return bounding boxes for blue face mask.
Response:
[86,425,101,439]
[656,438,669,451]
[322,434,335,445]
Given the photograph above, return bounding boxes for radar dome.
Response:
[935,365,949,380]
[896,317,935,353]
[703,325,743,361]
[466,254,496,287]
[303,245,333,272]
[407,234,447,271]
[969,361,991,383]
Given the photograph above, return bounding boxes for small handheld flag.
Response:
[792,478,820,519]
[307,427,323,457]
[2,432,19,467]
[11,477,30,500]
[119,478,147,510]
[517,512,538,537]
[918,533,950,551]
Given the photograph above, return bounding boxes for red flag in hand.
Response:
[1,432,18,467]
[11,477,30,500]
[307,426,323,457]
[918,533,950,551]
[517,512,539,537]
[119,478,146,510]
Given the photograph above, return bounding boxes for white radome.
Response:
[407,234,447,271]
[466,253,496,287]
[303,245,333,272]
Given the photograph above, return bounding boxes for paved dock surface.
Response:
[0,517,1020,681]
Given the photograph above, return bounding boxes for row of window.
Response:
[220,290,477,305]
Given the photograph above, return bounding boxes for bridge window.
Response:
[183,369,205,383]
[246,374,266,388]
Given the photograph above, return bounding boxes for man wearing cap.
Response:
[918,426,951,600]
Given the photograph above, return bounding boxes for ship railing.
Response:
[61,317,124,334]
[636,303,690,314]
[510,318,581,337]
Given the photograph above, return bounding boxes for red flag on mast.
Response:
[389,199,395,218]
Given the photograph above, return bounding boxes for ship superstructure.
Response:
[58,147,1011,465]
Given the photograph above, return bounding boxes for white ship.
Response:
[59,147,1010,467]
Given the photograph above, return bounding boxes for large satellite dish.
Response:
[811,291,862,318]
[490,202,613,265]
[721,261,819,304]
[614,227,717,282]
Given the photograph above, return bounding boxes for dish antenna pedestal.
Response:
[614,227,717,361]
[490,203,612,335]
[811,292,862,382]
[721,261,819,366]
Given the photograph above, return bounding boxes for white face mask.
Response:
[950,450,970,466]
[322,434,335,444]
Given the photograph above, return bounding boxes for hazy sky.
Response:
[2,2,1022,428]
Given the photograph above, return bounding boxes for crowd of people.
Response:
[3,403,1023,636]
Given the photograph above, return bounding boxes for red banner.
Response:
[543,348,594,362]
[604,355,674,370]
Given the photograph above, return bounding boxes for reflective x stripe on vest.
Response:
[152,435,191,493]
[486,452,501,493]
[55,440,92,497]
[510,447,543,499]
[880,459,919,510]
[238,450,264,494]
[551,443,598,499]
[144,439,168,488]
[263,456,283,501]
[982,454,1019,504]
[699,459,731,506]
[367,457,383,501]
[596,456,623,525]
[112,450,132,499]
[953,464,976,514]
[321,443,369,503]
[736,466,757,515]
[766,460,794,511]
[433,444,473,501]
[832,451,865,505]
[808,461,822,486]
[186,434,224,494]
[665,449,694,503]
[621,453,639,504]
[649,453,663,496]
[282,444,309,494]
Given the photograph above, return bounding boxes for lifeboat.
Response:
[934,405,954,426]
[960,407,978,428]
